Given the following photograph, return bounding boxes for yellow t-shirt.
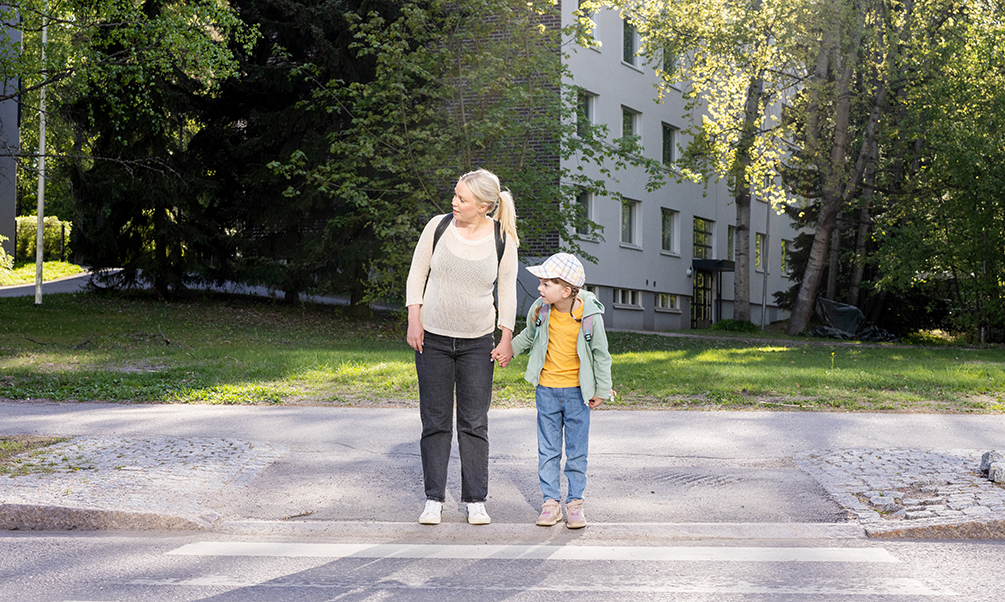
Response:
[538,302,584,388]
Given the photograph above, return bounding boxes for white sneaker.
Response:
[419,500,442,525]
[467,502,491,525]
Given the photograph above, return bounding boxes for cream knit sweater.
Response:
[406,215,518,338]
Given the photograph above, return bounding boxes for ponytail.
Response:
[493,189,520,248]
[459,168,520,248]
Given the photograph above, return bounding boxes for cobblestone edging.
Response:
[795,448,1005,539]
[0,437,287,530]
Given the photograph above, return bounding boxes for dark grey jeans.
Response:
[415,331,494,503]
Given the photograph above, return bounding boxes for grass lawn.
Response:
[0,261,85,286]
[0,292,1002,413]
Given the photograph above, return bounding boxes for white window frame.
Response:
[621,106,640,140]
[727,225,736,261]
[575,189,595,240]
[621,198,640,247]
[577,90,596,138]
[614,288,642,308]
[655,293,679,312]
[755,232,766,272]
[622,16,639,67]
[781,239,791,275]
[662,124,677,165]
[661,208,679,255]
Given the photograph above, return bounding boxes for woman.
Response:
[405,168,519,525]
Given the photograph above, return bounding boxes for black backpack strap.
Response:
[433,214,505,267]
[431,214,453,256]
[494,219,506,265]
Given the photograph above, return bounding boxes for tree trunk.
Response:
[846,158,873,307]
[787,0,883,334]
[733,188,751,322]
[731,70,765,323]
[826,219,841,300]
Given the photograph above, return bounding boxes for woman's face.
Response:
[452,180,488,225]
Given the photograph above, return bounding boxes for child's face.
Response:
[538,278,572,305]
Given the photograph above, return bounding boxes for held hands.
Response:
[491,328,514,367]
[491,347,513,367]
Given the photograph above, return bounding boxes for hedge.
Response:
[14,216,72,263]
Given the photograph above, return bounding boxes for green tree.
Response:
[180,0,397,305]
[872,3,1005,342]
[272,0,663,311]
[51,0,257,294]
[6,0,256,221]
[606,0,807,323]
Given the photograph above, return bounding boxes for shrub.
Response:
[15,216,72,263]
[711,319,759,333]
[0,235,12,271]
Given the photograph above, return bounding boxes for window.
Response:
[621,198,639,246]
[727,225,736,261]
[781,239,791,274]
[755,232,766,271]
[614,288,641,307]
[661,208,678,253]
[656,293,679,310]
[576,0,595,41]
[662,45,676,76]
[693,217,713,259]
[621,107,639,139]
[575,189,593,236]
[662,124,677,165]
[577,90,595,138]
[623,18,638,65]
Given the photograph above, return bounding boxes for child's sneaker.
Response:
[419,500,442,525]
[467,502,491,525]
[565,499,586,529]
[536,500,562,526]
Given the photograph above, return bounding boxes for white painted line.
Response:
[168,542,899,563]
[123,576,953,596]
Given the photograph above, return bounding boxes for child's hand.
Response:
[491,348,513,367]
[491,336,513,367]
[588,396,604,409]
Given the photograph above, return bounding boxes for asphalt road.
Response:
[4,403,1005,527]
[1,531,1002,601]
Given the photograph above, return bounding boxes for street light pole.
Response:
[34,3,48,306]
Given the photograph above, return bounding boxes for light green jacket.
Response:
[510,290,613,404]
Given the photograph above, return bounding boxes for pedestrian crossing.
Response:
[169,541,900,563]
[55,540,959,600]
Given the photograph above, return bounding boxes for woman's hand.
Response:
[406,305,424,353]
[491,327,514,367]
[588,397,604,409]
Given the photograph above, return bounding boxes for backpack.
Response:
[431,213,506,268]
[535,303,595,343]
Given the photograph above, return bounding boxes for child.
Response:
[509,253,612,529]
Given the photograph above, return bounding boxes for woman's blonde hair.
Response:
[459,168,520,248]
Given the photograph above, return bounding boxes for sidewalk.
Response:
[2,404,1003,540]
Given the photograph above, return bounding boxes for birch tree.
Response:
[605,0,806,323]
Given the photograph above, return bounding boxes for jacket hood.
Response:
[577,289,604,317]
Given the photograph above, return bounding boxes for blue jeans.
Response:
[415,332,495,503]
[536,385,591,503]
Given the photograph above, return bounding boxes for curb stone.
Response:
[0,503,216,531]
[795,448,1005,539]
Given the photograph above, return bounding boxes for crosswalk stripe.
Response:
[168,542,899,563]
[123,576,952,596]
